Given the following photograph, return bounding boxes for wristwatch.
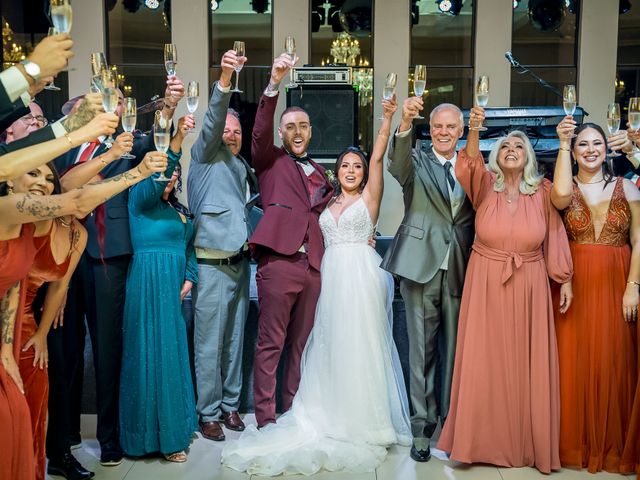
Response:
[19,60,41,84]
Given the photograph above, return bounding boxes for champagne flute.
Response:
[153,111,172,182]
[284,36,298,89]
[629,97,640,132]
[563,84,578,138]
[44,28,61,91]
[231,41,245,93]
[413,65,426,120]
[120,98,136,159]
[378,72,397,120]
[164,44,177,76]
[90,52,107,92]
[50,0,72,34]
[606,103,621,158]
[101,69,118,148]
[186,81,199,133]
[471,75,489,131]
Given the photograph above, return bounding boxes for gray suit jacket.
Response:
[381,130,475,296]
[187,82,258,252]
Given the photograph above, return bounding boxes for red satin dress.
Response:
[555,178,637,473]
[0,223,37,480]
[19,220,73,480]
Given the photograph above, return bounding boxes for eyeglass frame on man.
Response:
[20,113,48,127]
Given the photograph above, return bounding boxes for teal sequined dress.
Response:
[119,149,198,456]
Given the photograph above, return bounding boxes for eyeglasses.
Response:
[20,114,48,126]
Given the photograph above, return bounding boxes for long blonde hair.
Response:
[487,130,543,195]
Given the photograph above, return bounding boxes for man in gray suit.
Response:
[381,96,475,462]
[187,49,258,442]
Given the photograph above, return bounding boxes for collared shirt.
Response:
[0,66,31,107]
[74,136,106,164]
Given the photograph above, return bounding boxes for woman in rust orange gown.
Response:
[437,107,573,474]
[18,164,87,480]
[551,120,640,473]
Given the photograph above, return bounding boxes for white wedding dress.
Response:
[222,197,412,476]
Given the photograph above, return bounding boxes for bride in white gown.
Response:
[222,96,411,476]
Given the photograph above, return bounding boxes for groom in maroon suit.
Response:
[250,53,334,427]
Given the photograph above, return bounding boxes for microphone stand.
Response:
[506,52,589,117]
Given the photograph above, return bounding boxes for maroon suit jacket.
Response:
[249,94,334,270]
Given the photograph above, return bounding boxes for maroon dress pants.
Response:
[253,252,321,426]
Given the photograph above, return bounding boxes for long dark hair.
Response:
[165,163,193,219]
[0,161,61,196]
[333,146,369,195]
[571,122,615,187]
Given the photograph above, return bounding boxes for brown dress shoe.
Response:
[222,411,246,432]
[199,421,225,441]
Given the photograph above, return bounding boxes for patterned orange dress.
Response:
[19,220,74,480]
[555,178,637,473]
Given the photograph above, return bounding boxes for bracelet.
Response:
[559,146,570,152]
[100,157,108,167]
[64,133,73,146]
[628,281,640,287]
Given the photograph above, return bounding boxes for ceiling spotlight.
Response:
[251,0,269,14]
[436,0,463,15]
[528,0,565,32]
[211,0,221,11]
[513,0,520,7]
[620,0,632,14]
[145,0,160,9]
[564,0,578,14]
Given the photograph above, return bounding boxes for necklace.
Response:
[576,175,604,185]
[505,190,518,204]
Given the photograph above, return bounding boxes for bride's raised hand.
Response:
[382,94,397,120]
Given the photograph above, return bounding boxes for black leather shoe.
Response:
[47,452,95,480]
[410,444,431,462]
[100,442,124,466]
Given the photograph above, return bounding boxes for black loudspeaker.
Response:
[286,85,358,159]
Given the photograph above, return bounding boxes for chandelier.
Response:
[2,19,27,69]
[326,32,373,107]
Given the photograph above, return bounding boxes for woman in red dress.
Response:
[551,120,640,473]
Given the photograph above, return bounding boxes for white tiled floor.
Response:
[45,415,631,480]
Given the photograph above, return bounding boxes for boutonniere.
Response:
[325,169,335,184]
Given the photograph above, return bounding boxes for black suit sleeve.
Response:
[0,82,16,121]
[0,102,29,135]
[0,124,56,155]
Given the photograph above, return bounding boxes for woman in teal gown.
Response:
[119,115,198,462]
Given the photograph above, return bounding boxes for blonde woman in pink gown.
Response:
[437,107,573,473]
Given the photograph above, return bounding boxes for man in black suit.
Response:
[50,76,184,468]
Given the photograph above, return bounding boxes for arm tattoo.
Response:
[61,97,97,132]
[1,282,20,345]
[89,171,138,186]
[16,194,63,219]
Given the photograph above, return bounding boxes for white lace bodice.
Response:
[320,197,375,247]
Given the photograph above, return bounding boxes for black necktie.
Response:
[444,161,455,190]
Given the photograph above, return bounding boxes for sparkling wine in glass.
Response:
[120,98,136,159]
[90,52,107,93]
[186,81,199,133]
[606,103,621,158]
[50,0,72,34]
[471,75,489,131]
[413,65,426,120]
[562,84,577,138]
[164,44,177,76]
[628,97,640,132]
[285,36,298,89]
[378,72,397,120]
[44,28,61,91]
[100,69,118,147]
[231,41,245,93]
[153,111,171,182]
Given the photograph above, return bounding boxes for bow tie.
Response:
[288,152,311,166]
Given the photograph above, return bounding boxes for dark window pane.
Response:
[510,67,575,107]
[410,0,474,67]
[617,3,640,65]
[511,0,578,67]
[117,64,168,132]
[209,2,272,67]
[409,66,474,112]
[106,0,171,65]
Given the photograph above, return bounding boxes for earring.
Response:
[7,183,14,194]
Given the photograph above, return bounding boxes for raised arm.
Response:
[388,97,422,186]
[60,132,135,191]
[550,115,577,210]
[363,95,397,220]
[22,222,87,370]
[0,281,23,393]
[0,151,168,228]
[129,149,181,214]
[191,50,240,164]
[455,107,491,209]
[0,112,118,182]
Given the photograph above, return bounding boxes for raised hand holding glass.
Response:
[471,75,489,131]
